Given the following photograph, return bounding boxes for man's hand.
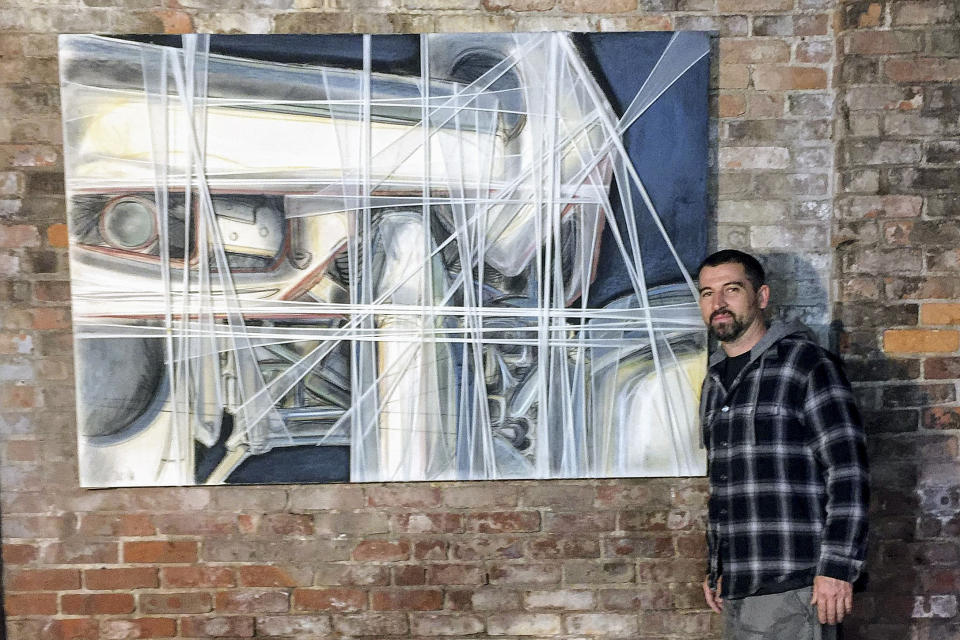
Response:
[702,576,723,614]
[810,575,853,624]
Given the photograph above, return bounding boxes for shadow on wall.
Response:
[828,313,959,638]
[755,252,832,348]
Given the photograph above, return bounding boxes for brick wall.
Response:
[0,1,957,639]
[835,0,960,637]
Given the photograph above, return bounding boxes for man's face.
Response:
[697,262,769,343]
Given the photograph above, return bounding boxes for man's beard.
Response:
[709,309,749,343]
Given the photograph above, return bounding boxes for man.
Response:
[696,249,869,640]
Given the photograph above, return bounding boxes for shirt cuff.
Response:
[816,554,862,583]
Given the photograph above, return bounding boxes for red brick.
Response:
[0,224,40,248]
[179,615,254,637]
[393,565,426,586]
[294,588,367,612]
[30,308,70,330]
[465,511,541,533]
[77,514,155,537]
[5,592,57,615]
[352,540,410,562]
[371,588,444,610]
[160,566,235,588]
[596,483,672,508]
[923,407,960,430]
[3,544,37,564]
[236,565,303,587]
[8,568,80,591]
[753,66,829,90]
[46,618,99,640]
[215,590,288,613]
[85,567,159,590]
[124,541,198,563]
[139,592,213,614]
[62,593,135,615]
[99,617,177,639]
[425,563,486,585]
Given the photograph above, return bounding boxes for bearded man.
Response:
[696,249,869,640]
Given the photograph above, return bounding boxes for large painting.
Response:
[58,32,710,486]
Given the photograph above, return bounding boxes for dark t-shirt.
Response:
[722,351,751,390]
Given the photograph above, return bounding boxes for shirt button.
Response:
[721,406,730,413]
[719,474,727,481]
[720,509,728,515]
[721,441,729,447]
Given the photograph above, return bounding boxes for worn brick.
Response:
[487,612,562,636]
[139,592,212,614]
[352,539,410,562]
[98,618,177,640]
[294,587,367,612]
[425,563,486,585]
[409,612,486,635]
[179,615,254,638]
[488,562,562,585]
[314,563,390,587]
[371,588,443,610]
[524,588,596,610]
[466,510,541,533]
[331,612,408,636]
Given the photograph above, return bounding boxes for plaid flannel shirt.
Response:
[701,320,869,600]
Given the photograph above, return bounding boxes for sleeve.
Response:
[803,354,870,584]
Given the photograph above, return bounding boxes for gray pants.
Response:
[724,587,838,640]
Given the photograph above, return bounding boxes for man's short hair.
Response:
[696,249,766,291]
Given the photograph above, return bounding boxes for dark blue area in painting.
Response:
[228,446,350,484]
[574,32,709,306]
[121,34,422,74]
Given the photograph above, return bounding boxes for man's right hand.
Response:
[703,576,723,614]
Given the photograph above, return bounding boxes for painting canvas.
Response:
[58,32,710,487]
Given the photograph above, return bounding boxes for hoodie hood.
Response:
[708,319,817,368]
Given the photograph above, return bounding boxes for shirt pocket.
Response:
[751,403,791,444]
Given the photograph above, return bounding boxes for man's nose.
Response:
[712,291,726,309]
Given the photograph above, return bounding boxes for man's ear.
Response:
[757,284,771,310]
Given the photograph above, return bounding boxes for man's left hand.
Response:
[810,575,853,625]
